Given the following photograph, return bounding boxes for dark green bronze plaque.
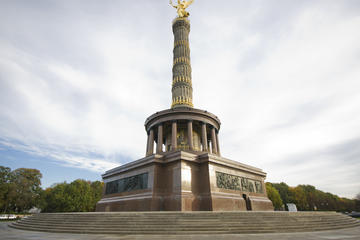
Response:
[105,172,148,194]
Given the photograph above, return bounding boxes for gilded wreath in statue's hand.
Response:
[170,0,194,18]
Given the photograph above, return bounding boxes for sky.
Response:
[0,0,359,198]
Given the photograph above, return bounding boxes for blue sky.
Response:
[0,144,100,187]
[1,0,360,197]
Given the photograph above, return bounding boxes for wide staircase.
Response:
[10,211,360,235]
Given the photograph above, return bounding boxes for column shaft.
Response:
[216,131,221,156]
[148,128,154,155]
[171,121,177,150]
[211,127,218,154]
[201,122,208,151]
[171,18,193,108]
[187,120,193,150]
[146,132,150,156]
[156,124,163,153]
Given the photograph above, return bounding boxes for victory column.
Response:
[96,1,273,212]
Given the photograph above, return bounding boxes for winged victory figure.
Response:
[170,0,194,18]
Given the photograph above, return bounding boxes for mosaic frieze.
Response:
[216,171,263,193]
[105,172,148,195]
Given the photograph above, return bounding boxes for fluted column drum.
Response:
[171,18,193,108]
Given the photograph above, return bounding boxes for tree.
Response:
[0,166,43,213]
[298,185,317,210]
[0,166,12,212]
[41,179,103,212]
[40,182,67,212]
[266,182,283,210]
[289,186,307,211]
[11,168,42,212]
[90,181,104,204]
[271,182,291,204]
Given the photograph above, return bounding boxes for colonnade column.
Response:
[201,122,208,151]
[171,121,177,151]
[187,120,193,150]
[156,124,163,153]
[216,131,221,156]
[211,127,218,154]
[145,131,149,156]
[147,128,154,156]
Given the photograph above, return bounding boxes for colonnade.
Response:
[146,120,220,156]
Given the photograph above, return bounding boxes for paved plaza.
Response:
[1,222,360,240]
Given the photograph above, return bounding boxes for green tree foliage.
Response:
[1,165,104,213]
[41,179,103,212]
[271,182,291,204]
[0,166,12,212]
[270,182,359,212]
[288,186,307,210]
[12,168,42,212]
[266,182,283,210]
[91,181,104,203]
[0,166,42,213]
[299,184,317,210]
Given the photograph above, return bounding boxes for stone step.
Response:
[21,218,355,225]
[24,216,342,220]
[12,223,360,234]
[25,211,340,216]
[24,215,346,220]
[18,218,357,226]
[12,221,360,230]
[10,224,360,235]
[25,215,350,222]
[13,220,359,229]
[10,212,360,234]
[15,218,357,225]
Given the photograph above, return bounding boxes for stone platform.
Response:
[9,211,360,235]
[96,149,273,212]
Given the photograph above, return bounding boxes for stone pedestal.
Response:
[96,150,273,211]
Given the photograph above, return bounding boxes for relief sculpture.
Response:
[105,172,148,195]
[248,181,255,192]
[255,180,263,193]
[241,177,249,192]
[216,172,241,190]
[216,171,263,193]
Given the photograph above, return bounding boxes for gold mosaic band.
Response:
[171,97,194,108]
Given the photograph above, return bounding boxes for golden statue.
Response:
[170,0,194,18]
